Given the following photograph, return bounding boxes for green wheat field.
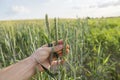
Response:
[0,15,120,80]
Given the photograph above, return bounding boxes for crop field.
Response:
[0,16,120,80]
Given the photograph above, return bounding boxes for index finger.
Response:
[42,39,63,47]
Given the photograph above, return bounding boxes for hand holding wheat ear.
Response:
[30,40,70,71]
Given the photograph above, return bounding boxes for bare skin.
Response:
[0,40,69,80]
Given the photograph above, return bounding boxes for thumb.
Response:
[47,44,63,53]
[53,44,63,52]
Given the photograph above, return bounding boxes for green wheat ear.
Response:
[44,15,59,79]
[45,14,51,43]
[63,30,68,56]
[54,18,58,45]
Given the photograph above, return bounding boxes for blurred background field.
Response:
[0,16,120,80]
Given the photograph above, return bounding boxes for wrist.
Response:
[29,56,44,72]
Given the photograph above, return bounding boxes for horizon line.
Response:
[0,15,120,21]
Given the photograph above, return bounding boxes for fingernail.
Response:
[59,45,63,48]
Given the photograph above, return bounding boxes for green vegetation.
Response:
[0,16,120,80]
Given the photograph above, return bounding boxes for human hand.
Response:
[30,40,70,71]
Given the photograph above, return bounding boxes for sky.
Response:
[0,0,120,20]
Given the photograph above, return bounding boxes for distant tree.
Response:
[86,16,91,19]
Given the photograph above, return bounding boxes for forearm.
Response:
[0,57,38,80]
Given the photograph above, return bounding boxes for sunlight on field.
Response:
[0,16,120,80]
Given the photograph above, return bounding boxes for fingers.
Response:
[47,44,63,53]
[42,39,63,47]
[37,60,65,72]
[54,44,64,52]
[57,39,63,45]
[47,43,69,53]
[51,44,69,58]
[52,39,63,45]
[57,48,69,57]
[51,60,64,66]
[52,48,70,61]
[66,49,69,54]
[66,44,70,49]
[42,39,70,60]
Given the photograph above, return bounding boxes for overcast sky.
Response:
[0,0,120,20]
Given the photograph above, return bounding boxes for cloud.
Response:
[89,0,120,8]
[98,0,120,8]
[3,5,31,20]
[72,6,82,9]
[1,0,120,20]
[11,5,30,14]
